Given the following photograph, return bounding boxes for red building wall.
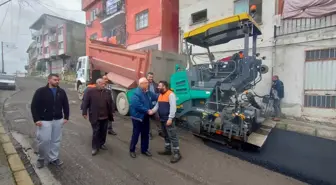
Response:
[85,1,103,54]
[126,0,162,46]
[161,0,179,53]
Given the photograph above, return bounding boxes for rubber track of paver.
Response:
[206,128,336,185]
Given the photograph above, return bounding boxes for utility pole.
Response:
[1,41,4,74]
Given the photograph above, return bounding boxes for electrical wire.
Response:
[35,0,83,12]
[0,2,10,32]
[14,0,22,42]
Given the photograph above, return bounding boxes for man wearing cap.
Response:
[270,75,284,121]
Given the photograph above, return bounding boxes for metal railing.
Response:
[104,0,125,17]
[275,13,336,37]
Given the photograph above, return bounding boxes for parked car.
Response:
[0,74,16,90]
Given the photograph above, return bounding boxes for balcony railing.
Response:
[275,13,336,37]
[102,0,125,18]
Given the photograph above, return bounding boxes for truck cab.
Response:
[75,56,90,100]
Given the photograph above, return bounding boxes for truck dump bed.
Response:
[87,39,187,89]
[88,39,149,89]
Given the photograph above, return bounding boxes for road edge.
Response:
[0,88,34,185]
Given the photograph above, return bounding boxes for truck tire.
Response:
[116,92,129,116]
[77,84,84,100]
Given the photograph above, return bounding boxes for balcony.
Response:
[274,13,336,37]
[100,0,125,26]
[50,49,57,57]
[48,34,57,43]
[82,0,98,11]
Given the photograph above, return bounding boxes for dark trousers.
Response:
[130,116,150,153]
[91,119,108,150]
[161,120,180,153]
[107,121,113,131]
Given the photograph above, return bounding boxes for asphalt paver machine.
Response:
[171,12,275,149]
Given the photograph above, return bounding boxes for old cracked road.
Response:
[1,77,304,185]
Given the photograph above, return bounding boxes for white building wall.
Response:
[179,0,336,122]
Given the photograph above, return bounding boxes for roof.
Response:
[183,13,262,48]
[29,14,85,30]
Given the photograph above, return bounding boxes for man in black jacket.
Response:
[31,74,69,169]
[82,78,114,156]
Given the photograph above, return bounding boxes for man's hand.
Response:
[147,110,153,115]
[63,119,68,124]
[166,119,172,126]
[83,115,88,119]
[35,121,42,127]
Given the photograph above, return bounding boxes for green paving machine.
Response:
[170,12,275,149]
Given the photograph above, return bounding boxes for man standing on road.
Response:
[129,77,157,158]
[103,75,117,135]
[31,73,69,169]
[82,78,114,156]
[151,81,182,163]
[271,75,284,121]
[146,72,163,139]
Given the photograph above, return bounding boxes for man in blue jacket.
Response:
[129,77,157,158]
[271,75,284,121]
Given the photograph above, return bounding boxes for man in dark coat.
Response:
[270,75,284,121]
[147,72,163,139]
[82,78,114,156]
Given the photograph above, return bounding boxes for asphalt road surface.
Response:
[2,77,333,185]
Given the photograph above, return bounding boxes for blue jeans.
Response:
[129,116,150,153]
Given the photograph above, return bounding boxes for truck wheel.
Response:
[116,92,129,116]
[78,84,84,100]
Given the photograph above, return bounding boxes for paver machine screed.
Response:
[170,12,275,149]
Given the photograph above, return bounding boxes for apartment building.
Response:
[82,0,179,52]
[26,41,38,75]
[29,14,86,74]
[179,0,336,122]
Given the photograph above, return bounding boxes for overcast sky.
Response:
[0,0,85,74]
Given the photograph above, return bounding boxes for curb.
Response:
[275,122,336,140]
[0,124,34,185]
[0,87,34,185]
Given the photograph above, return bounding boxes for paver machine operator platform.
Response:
[170,11,275,150]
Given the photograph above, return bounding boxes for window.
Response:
[191,9,207,24]
[58,27,63,35]
[58,42,64,49]
[90,33,98,40]
[90,8,98,21]
[136,10,149,30]
[44,47,49,54]
[234,0,262,23]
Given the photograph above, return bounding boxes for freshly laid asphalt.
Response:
[2,77,336,185]
[207,128,336,185]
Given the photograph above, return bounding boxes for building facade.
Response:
[26,41,38,75]
[29,14,86,74]
[82,0,179,52]
[179,0,336,122]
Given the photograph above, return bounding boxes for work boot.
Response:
[170,152,182,164]
[36,159,44,169]
[130,152,136,158]
[100,145,108,150]
[92,149,98,156]
[108,130,117,135]
[157,149,172,155]
[50,159,64,166]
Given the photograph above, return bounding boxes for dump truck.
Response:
[75,39,187,116]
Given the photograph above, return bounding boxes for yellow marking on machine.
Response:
[183,13,261,39]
